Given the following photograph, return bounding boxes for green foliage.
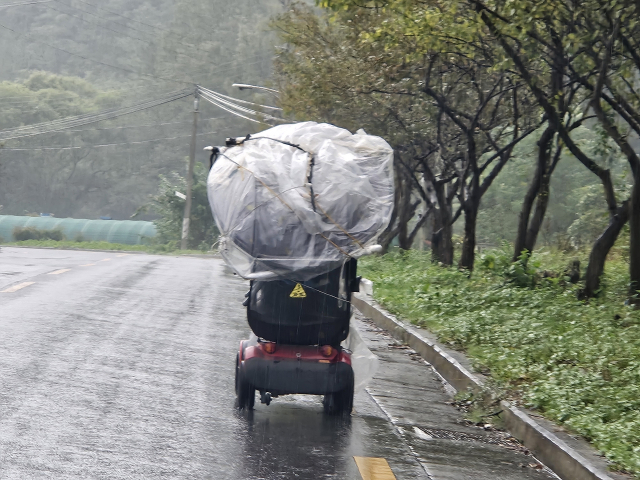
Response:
[272,3,430,146]
[505,251,539,287]
[360,249,640,476]
[139,161,218,250]
[475,124,630,248]
[13,226,65,241]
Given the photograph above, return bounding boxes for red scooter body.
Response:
[236,339,355,413]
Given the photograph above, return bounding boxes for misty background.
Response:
[0,0,292,221]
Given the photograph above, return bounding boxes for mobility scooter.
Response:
[235,260,360,414]
[205,122,394,416]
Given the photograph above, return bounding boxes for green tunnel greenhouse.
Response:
[0,215,157,245]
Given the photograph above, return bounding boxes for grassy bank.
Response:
[1,240,212,256]
[359,247,640,476]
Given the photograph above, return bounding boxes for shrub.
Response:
[13,226,65,241]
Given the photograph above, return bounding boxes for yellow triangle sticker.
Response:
[290,283,307,298]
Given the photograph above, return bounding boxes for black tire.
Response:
[236,363,255,410]
[235,353,239,395]
[323,376,354,415]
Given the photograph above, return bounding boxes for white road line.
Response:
[116,254,130,257]
[1,282,35,293]
[48,269,71,275]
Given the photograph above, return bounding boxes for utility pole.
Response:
[181,89,199,250]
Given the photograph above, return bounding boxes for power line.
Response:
[0,55,273,108]
[0,89,193,141]
[206,89,282,112]
[62,117,221,133]
[197,85,286,125]
[0,50,273,111]
[198,91,267,125]
[0,80,173,102]
[0,130,218,150]
[0,118,222,142]
[0,83,284,144]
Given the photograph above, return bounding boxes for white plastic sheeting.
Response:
[207,122,394,281]
[342,319,379,392]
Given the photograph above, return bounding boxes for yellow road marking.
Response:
[100,258,111,262]
[48,269,71,275]
[354,457,397,480]
[79,264,96,267]
[1,282,35,293]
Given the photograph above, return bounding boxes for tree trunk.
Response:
[459,132,480,272]
[524,178,550,253]
[629,174,640,305]
[431,182,454,265]
[513,126,553,261]
[397,169,414,250]
[581,201,629,298]
[407,208,431,248]
[458,202,478,272]
[378,220,398,254]
[378,161,402,253]
[524,141,562,253]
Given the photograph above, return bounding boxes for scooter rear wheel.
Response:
[323,376,354,415]
[236,360,255,410]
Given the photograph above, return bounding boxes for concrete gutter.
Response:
[352,288,617,480]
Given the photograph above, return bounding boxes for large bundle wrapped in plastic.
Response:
[207,122,394,280]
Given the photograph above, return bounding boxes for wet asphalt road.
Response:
[0,247,558,479]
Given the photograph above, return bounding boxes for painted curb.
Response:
[352,292,614,480]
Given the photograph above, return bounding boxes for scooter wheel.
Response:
[323,376,354,415]
[236,362,255,410]
[234,353,240,395]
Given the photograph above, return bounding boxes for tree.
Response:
[467,0,639,299]
[137,161,218,249]
[274,3,539,270]
[272,5,450,257]
[320,0,640,301]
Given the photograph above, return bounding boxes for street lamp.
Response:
[232,83,280,96]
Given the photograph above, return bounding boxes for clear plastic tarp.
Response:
[342,319,379,392]
[207,122,394,281]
